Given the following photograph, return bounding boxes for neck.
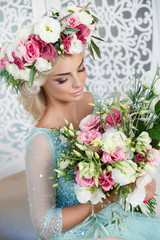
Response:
[39,98,79,129]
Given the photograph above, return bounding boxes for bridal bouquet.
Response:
[51,69,160,226]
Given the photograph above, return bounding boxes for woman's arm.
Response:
[62,189,118,232]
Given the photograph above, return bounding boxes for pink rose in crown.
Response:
[75,171,95,187]
[147,148,160,166]
[0,58,8,68]
[60,13,80,28]
[29,34,44,51]
[98,172,116,191]
[61,34,72,53]
[25,40,40,63]
[76,24,91,45]
[77,129,102,145]
[28,35,57,61]
[106,109,122,126]
[41,43,58,60]
[79,114,101,131]
[11,52,25,70]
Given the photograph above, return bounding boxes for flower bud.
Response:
[69,123,74,131]
[76,131,81,136]
[73,150,82,157]
[68,130,75,137]
[76,143,87,151]
[60,44,64,50]
[120,103,128,110]
[85,150,93,159]
[65,120,69,126]
[107,166,113,172]
[88,103,96,107]
[53,183,60,188]
[95,152,100,159]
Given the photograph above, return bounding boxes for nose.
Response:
[71,73,82,88]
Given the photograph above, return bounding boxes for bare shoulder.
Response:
[84,91,94,104]
[77,92,94,117]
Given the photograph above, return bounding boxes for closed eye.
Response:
[56,78,68,84]
[78,67,86,72]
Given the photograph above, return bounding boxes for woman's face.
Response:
[43,53,87,103]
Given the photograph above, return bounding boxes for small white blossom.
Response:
[74,184,92,203]
[6,62,30,81]
[90,188,106,204]
[34,16,61,43]
[143,71,154,89]
[59,160,70,169]
[144,162,157,174]
[74,185,106,204]
[35,57,52,72]
[153,78,160,95]
[0,43,10,59]
[16,24,33,42]
[69,35,83,54]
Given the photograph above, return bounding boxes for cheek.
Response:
[81,71,87,83]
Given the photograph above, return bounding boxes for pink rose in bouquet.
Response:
[98,171,116,192]
[147,148,160,166]
[101,147,126,164]
[79,114,101,131]
[106,109,122,126]
[135,153,148,163]
[77,129,102,144]
[75,171,95,187]
[112,147,126,161]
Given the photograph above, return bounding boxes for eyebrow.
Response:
[53,59,84,77]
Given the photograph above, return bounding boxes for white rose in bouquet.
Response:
[102,128,127,153]
[126,173,152,208]
[112,160,137,186]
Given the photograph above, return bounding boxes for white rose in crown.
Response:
[33,16,61,43]
[35,57,52,72]
[6,62,30,81]
[112,160,137,186]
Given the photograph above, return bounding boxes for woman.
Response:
[0,4,159,240]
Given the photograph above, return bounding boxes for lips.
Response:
[72,88,83,96]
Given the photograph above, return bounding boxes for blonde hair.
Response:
[18,57,61,122]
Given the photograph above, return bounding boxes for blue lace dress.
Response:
[25,96,160,240]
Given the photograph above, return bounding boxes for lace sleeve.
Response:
[25,133,62,239]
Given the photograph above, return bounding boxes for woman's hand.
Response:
[144,178,156,202]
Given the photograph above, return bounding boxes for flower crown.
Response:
[0,3,103,92]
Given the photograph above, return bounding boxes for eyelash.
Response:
[57,67,86,84]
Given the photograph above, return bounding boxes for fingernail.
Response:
[149,197,152,201]
[143,199,147,203]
